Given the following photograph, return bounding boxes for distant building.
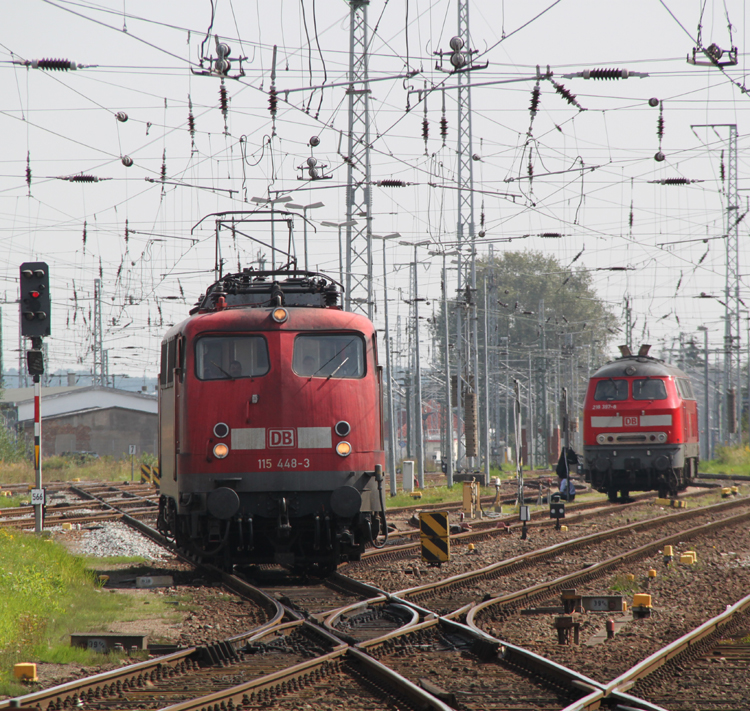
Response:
[1,385,158,458]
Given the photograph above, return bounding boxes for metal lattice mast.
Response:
[725,124,740,444]
[456,0,479,467]
[94,278,103,386]
[345,0,373,318]
[693,123,741,444]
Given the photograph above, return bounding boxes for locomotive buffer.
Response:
[419,511,450,565]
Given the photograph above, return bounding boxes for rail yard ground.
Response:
[1,450,750,706]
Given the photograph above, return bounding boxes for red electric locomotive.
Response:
[156,269,387,572]
[582,345,699,502]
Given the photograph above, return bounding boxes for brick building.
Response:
[2,386,158,458]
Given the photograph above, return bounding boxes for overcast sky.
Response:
[1,0,749,381]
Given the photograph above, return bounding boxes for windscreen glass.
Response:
[195,336,270,380]
[593,379,628,401]
[632,378,667,400]
[293,334,365,378]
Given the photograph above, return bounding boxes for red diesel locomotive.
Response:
[156,269,387,572]
[582,345,699,502]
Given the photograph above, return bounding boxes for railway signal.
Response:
[20,261,50,535]
[20,262,51,337]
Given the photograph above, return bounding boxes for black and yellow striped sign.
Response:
[420,511,450,565]
[140,465,161,486]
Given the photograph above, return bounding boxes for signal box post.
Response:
[20,262,50,534]
[550,498,565,531]
[419,511,450,565]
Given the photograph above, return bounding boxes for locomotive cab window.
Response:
[632,378,667,400]
[594,379,628,401]
[160,338,181,387]
[293,334,365,378]
[676,378,696,400]
[195,335,270,380]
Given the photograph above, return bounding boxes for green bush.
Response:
[0,423,27,463]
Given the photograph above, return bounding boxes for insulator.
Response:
[629,208,634,228]
[121,155,133,167]
[550,80,582,109]
[654,151,665,162]
[306,156,318,167]
[656,107,664,140]
[64,174,99,182]
[527,159,534,180]
[720,150,725,182]
[450,52,466,69]
[25,152,31,190]
[478,230,486,237]
[376,179,407,187]
[309,135,320,147]
[83,220,87,249]
[529,83,541,117]
[472,154,480,161]
[219,81,229,117]
[125,219,129,245]
[540,232,562,238]
[308,167,319,179]
[652,177,693,185]
[187,96,196,140]
[216,42,231,59]
[116,111,128,122]
[449,36,464,52]
[422,117,429,143]
[31,58,77,71]
[214,58,231,75]
[440,116,448,142]
[649,97,659,107]
[706,43,723,62]
[268,87,278,117]
[160,150,167,183]
[582,68,630,80]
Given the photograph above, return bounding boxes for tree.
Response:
[476,250,618,359]
[427,249,620,465]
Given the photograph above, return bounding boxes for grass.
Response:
[0,456,153,487]
[0,529,180,698]
[609,574,640,595]
[701,445,750,477]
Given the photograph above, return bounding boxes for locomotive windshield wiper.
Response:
[210,360,234,379]
[313,338,356,378]
[327,357,349,380]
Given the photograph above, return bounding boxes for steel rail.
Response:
[151,645,456,711]
[605,591,750,699]
[465,506,750,628]
[390,496,750,607]
[355,487,723,561]
[0,648,198,710]
[356,614,607,707]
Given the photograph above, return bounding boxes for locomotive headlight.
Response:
[657,432,667,443]
[272,307,288,323]
[596,434,606,444]
[335,441,352,457]
[213,443,230,459]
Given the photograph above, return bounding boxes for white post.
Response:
[402,460,415,493]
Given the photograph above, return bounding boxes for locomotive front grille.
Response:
[596,431,667,445]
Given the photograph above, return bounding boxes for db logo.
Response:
[624,416,638,427]
[269,429,295,447]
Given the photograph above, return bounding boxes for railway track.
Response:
[0,482,159,529]
[5,482,749,711]
[352,485,723,562]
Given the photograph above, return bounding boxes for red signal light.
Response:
[30,290,40,299]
